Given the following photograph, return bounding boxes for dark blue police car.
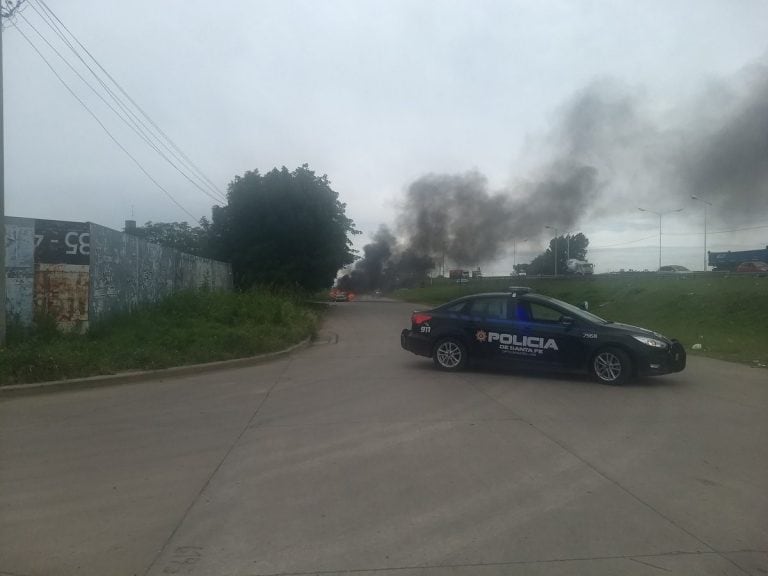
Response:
[400,288,686,385]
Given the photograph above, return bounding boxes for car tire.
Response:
[591,347,632,385]
[433,337,468,371]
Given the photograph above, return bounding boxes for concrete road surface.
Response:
[1,300,767,576]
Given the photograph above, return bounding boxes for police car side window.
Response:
[512,302,530,322]
[469,297,508,319]
[444,301,469,313]
[529,302,562,323]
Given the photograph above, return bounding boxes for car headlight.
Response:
[633,335,668,349]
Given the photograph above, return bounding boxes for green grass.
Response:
[394,275,768,367]
[0,290,320,386]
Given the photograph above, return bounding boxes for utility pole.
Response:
[544,225,558,276]
[0,1,23,345]
[638,207,683,271]
[691,195,712,271]
[1,10,7,345]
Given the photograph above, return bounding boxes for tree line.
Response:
[130,163,591,293]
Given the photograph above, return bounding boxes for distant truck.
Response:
[708,246,768,271]
[566,259,594,275]
[448,269,470,281]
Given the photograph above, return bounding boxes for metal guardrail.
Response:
[454,271,768,282]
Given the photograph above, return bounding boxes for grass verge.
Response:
[394,274,768,367]
[0,290,320,386]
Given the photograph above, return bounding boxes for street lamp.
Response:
[638,207,683,271]
[544,225,558,276]
[562,230,578,261]
[512,238,528,272]
[691,195,712,271]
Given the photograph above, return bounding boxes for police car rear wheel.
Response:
[433,338,467,371]
[592,347,632,385]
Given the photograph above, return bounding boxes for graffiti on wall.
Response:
[5,217,36,326]
[89,223,232,322]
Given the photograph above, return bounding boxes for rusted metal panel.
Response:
[34,264,90,332]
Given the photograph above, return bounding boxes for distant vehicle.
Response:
[329,289,351,302]
[448,269,470,281]
[659,265,690,273]
[400,288,686,385]
[566,259,594,275]
[735,261,768,274]
[709,246,768,271]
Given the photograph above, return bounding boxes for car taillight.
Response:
[411,312,432,325]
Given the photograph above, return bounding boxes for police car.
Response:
[400,288,686,385]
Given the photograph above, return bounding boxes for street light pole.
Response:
[544,225,558,276]
[638,207,683,271]
[512,238,528,273]
[691,195,712,271]
[513,238,519,271]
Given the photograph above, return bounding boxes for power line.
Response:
[12,21,198,220]
[34,0,226,202]
[591,234,657,249]
[591,221,768,250]
[710,223,768,234]
[21,2,227,205]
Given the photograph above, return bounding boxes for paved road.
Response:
[1,300,767,576]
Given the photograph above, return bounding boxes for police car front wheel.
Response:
[592,347,632,385]
[433,338,468,371]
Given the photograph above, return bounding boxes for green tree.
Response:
[210,165,359,291]
[127,219,212,257]
[526,233,589,275]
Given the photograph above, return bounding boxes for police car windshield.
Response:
[533,297,610,325]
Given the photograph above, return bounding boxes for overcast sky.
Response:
[4,0,768,272]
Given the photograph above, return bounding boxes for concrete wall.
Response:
[4,217,233,330]
[89,223,232,323]
[5,217,35,326]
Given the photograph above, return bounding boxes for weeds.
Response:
[0,290,319,386]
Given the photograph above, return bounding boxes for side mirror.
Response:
[578,301,589,311]
[560,315,575,325]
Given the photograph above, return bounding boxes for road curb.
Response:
[0,337,312,397]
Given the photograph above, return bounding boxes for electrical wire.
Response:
[12,21,199,221]
[34,0,226,202]
[591,234,658,249]
[22,1,227,205]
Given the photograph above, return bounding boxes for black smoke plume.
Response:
[344,61,768,286]
[681,64,768,222]
[338,226,434,292]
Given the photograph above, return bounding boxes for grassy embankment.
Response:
[394,274,768,367]
[0,290,320,386]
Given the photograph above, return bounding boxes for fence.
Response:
[5,217,233,331]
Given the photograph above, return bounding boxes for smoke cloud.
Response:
[345,61,768,287]
[682,64,768,221]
